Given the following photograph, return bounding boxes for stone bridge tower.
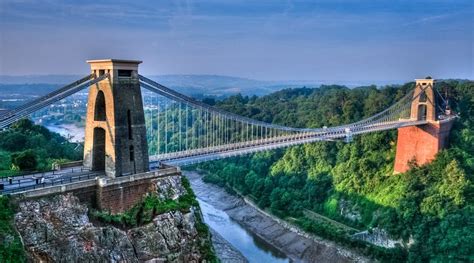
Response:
[409,78,437,122]
[83,59,149,178]
[394,77,454,173]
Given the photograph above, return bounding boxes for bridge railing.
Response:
[0,166,90,182]
[0,171,99,195]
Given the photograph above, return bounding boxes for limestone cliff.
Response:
[13,175,215,262]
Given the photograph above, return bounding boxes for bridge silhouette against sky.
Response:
[0,59,456,191]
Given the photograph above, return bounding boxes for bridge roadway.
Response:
[2,118,451,195]
[0,167,103,195]
[150,119,429,166]
[1,164,174,195]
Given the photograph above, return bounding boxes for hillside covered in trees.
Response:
[0,119,82,176]
[197,80,474,261]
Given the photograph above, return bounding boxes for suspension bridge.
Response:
[0,59,455,183]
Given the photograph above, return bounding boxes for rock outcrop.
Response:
[14,175,211,262]
[352,228,413,249]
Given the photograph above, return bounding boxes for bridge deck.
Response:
[151,119,429,166]
[0,167,104,195]
[0,165,179,195]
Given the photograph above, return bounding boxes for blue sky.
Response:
[0,0,472,82]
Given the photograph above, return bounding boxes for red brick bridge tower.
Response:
[394,78,454,173]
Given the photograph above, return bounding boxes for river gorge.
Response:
[186,171,369,263]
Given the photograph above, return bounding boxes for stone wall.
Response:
[16,167,181,214]
[96,174,154,214]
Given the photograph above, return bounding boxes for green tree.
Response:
[11,150,37,170]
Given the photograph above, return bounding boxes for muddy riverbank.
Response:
[209,227,248,263]
[186,171,371,263]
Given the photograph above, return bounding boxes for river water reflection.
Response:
[197,198,289,263]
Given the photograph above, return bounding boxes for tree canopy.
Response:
[198,80,474,261]
[0,119,82,174]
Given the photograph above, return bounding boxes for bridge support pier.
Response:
[393,77,454,173]
[394,121,454,173]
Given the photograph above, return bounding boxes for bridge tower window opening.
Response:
[94,91,106,121]
[129,145,135,162]
[127,109,133,140]
[118,70,132,79]
[92,127,106,171]
[99,69,105,76]
[419,90,427,102]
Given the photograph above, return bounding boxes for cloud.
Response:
[0,0,472,80]
[400,12,463,27]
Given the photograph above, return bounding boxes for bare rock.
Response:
[14,193,208,263]
[15,194,137,262]
[128,208,202,262]
[154,175,186,201]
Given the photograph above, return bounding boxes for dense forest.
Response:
[197,80,474,261]
[0,119,82,176]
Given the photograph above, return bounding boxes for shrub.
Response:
[10,150,37,171]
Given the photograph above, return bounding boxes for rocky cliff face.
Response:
[339,198,411,249]
[14,176,211,262]
[352,228,410,249]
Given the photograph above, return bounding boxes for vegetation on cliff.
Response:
[197,80,474,262]
[0,196,26,263]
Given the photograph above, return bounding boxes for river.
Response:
[198,197,289,263]
[44,124,84,142]
[187,171,369,263]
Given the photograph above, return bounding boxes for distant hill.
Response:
[0,83,62,96]
[0,74,414,97]
[0,74,321,97]
[0,75,82,85]
[147,74,327,97]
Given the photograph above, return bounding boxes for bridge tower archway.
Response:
[83,59,149,178]
[410,78,436,121]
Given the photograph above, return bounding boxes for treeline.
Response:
[197,80,474,261]
[0,119,82,176]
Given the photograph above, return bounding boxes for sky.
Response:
[0,0,473,82]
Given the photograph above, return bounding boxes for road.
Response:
[0,167,103,194]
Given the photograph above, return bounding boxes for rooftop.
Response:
[86,59,142,64]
